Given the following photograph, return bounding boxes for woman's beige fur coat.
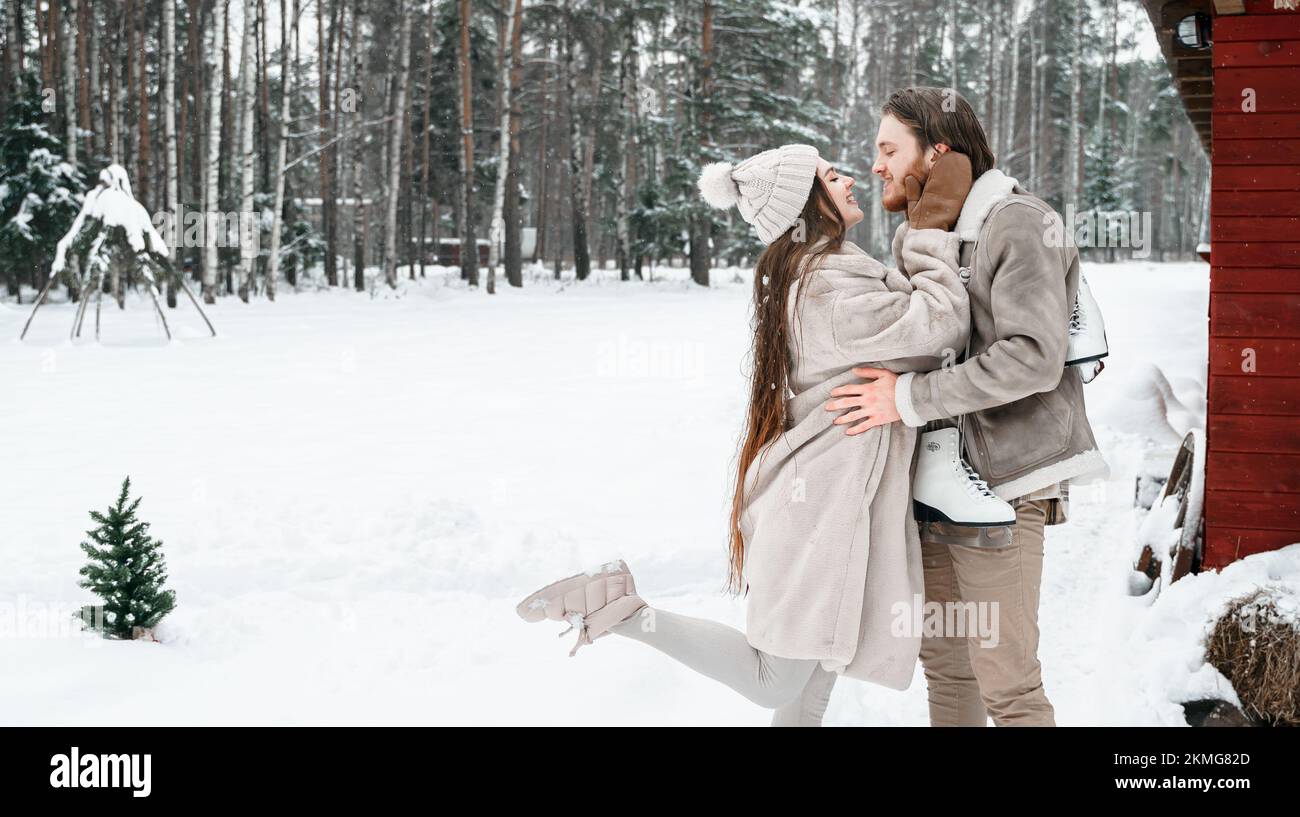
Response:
[739,225,968,689]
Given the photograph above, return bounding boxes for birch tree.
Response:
[350,0,368,291]
[163,0,177,222]
[161,0,178,305]
[486,0,518,294]
[236,0,258,301]
[1065,0,1083,207]
[203,0,227,303]
[266,0,298,300]
[563,0,590,281]
[418,1,435,280]
[615,11,638,281]
[687,0,713,287]
[136,7,150,206]
[62,0,79,165]
[318,0,337,287]
[455,0,478,286]
[502,0,524,287]
[4,0,22,88]
[383,2,412,288]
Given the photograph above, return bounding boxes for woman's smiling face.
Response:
[816,159,863,229]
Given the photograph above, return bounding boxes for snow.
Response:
[1113,543,1300,726]
[51,164,169,277]
[2,256,1293,726]
[3,147,82,243]
[13,193,39,239]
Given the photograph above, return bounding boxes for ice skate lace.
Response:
[955,457,998,499]
[1068,297,1085,334]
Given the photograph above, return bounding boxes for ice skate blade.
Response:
[1065,350,1109,366]
[913,500,1015,528]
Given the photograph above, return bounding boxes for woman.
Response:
[516,143,973,726]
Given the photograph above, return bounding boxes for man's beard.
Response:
[881,155,929,212]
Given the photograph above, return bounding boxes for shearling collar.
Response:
[954,169,1019,242]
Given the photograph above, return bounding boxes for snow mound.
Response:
[1118,543,1300,725]
[1103,362,1200,446]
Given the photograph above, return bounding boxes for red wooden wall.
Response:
[1205,2,1300,568]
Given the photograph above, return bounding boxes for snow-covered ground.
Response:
[0,258,1239,725]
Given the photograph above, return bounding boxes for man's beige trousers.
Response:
[918,498,1056,726]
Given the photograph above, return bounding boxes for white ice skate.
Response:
[1065,274,1108,366]
[912,428,1016,527]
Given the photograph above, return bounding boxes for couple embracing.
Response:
[516,87,1108,727]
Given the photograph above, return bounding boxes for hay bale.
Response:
[1204,588,1300,726]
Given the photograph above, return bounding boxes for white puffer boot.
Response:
[515,559,648,657]
[913,428,1016,527]
[1065,274,1109,366]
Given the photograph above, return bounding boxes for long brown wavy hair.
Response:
[727,175,847,594]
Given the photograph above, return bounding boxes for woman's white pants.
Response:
[609,606,838,726]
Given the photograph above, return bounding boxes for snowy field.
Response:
[1,258,1223,726]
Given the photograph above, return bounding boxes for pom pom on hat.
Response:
[697,162,740,209]
[697,144,819,244]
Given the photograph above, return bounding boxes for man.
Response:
[825,87,1108,726]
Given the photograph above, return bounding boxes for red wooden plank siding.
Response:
[1203,487,1300,568]
[1212,243,1300,266]
[1213,113,1300,139]
[1208,415,1300,452]
[1210,139,1300,163]
[1212,165,1300,191]
[1214,15,1300,42]
[1210,339,1300,376]
[1208,374,1300,414]
[1205,490,1300,528]
[1204,529,1300,569]
[1212,217,1300,241]
[1208,292,1300,335]
[1213,68,1300,112]
[1210,268,1300,293]
[1205,7,1300,569]
[1206,453,1300,492]
[1214,41,1300,68]
[1210,190,1300,214]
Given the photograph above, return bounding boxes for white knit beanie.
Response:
[696,144,820,244]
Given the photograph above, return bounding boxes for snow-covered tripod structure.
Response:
[19,164,216,341]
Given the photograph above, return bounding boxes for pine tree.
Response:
[77,477,178,640]
[0,73,86,302]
